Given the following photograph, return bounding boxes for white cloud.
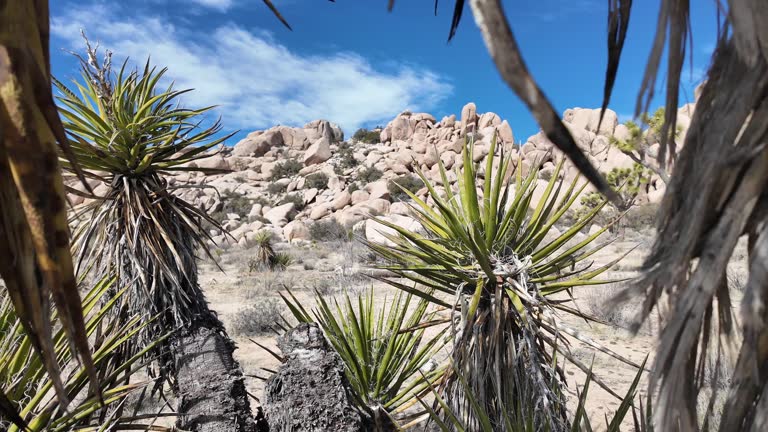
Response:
[189,0,233,11]
[51,3,452,135]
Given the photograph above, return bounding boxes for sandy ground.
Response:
[192,225,749,430]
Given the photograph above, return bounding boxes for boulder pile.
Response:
[68,102,695,249]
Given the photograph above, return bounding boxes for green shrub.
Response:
[210,189,268,222]
[309,219,351,242]
[249,231,276,272]
[334,142,357,174]
[248,231,294,272]
[348,182,360,193]
[579,163,652,219]
[305,172,329,190]
[352,128,381,144]
[266,182,288,195]
[280,193,305,211]
[364,137,631,428]
[282,288,445,414]
[387,175,424,202]
[270,158,303,180]
[356,166,383,184]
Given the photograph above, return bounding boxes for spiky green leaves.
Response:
[363,135,636,429]
[54,59,233,179]
[365,135,619,303]
[282,288,446,418]
[0,277,169,431]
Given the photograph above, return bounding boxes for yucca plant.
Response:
[53,42,256,430]
[55,43,227,356]
[364,136,637,430]
[281,288,447,429]
[0,276,170,431]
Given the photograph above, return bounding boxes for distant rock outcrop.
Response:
[68,102,693,249]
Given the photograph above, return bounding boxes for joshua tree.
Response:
[56,41,254,431]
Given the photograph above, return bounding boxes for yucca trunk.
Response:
[173,322,256,432]
[104,177,256,431]
[445,280,568,431]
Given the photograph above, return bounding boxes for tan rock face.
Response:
[332,191,352,210]
[181,100,694,250]
[283,220,310,242]
[233,130,283,157]
[365,214,421,247]
[196,155,230,171]
[264,202,295,227]
[389,116,416,142]
[303,138,332,166]
[460,102,477,135]
[350,190,370,205]
[367,180,390,201]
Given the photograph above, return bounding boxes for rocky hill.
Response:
[68,102,696,250]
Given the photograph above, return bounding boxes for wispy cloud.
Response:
[518,0,601,22]
[51,3,452,134]
[190,0,233,11]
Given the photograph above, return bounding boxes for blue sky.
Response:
[50,0,718,144]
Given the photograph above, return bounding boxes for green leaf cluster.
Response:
[0,278,169,431]
[282,288,446,422]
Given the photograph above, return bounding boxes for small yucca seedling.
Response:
[250,231,278,273]
[271,252,294,271]
[364,135,638,430]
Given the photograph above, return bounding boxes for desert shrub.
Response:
[352,128,381,144]
[309,219,351,242]
[283,288,445,413]
[334,142,357,174]
[388,175,424,201]
[280,193,306,211]
[583,283,636,328]
[356,166,383,184]
[348,182,360,193]
[210,189,267,222]
[266,182,288,195]
[231,298,284,336]
[271,252,294,271]
[305,172,329,189]
[623,203,660,231]
[270,158,303,180]
[310,278,336,296]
